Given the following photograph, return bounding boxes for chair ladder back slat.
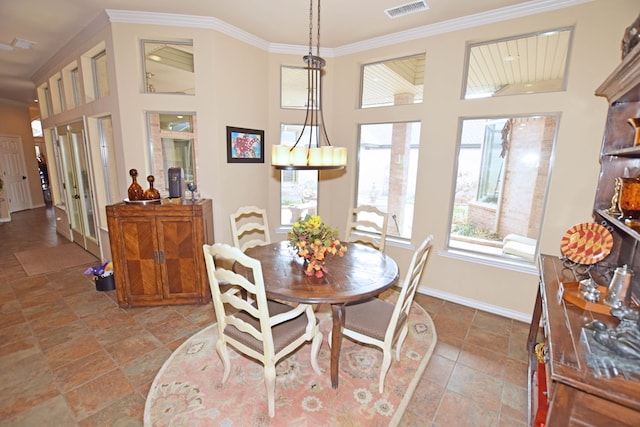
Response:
[230,206,271,251]
[346,205,389,252]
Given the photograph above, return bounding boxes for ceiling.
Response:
[0,0,583,105]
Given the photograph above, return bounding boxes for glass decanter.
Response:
[127,169,144,200]
[143,175,161,200]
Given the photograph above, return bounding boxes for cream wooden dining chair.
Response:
[345,205,389,252]
[230,205,271,252]
[202,243,323,417]
[337,235,433,393]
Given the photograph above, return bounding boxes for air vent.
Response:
[385,1,429,19]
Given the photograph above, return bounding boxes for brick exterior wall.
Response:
[467,115,556,240]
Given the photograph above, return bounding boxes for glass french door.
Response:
[56,121,99,255]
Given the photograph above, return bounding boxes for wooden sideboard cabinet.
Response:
[528,255,640,426]
[106,199,214,307]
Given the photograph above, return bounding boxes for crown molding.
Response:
[334,0,594,56]
[105,9,270,51]
[106,0,593,59]
[268,43,323,56]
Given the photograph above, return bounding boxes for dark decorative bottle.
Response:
[144,175,161,200]
[127,169,144,201]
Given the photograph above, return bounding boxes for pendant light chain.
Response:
[270,0,347,170]
[316,0,321,57]
[308,0,314,56]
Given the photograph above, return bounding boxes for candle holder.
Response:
[186,182,197,202]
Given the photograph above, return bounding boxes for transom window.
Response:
[462,28,573,99]
[361,54,425,108]
[142,40,195,95]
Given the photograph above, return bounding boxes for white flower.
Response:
[301,395,323,412]
[353,388,372,404]
[374,398,394,416]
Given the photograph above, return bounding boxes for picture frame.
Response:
[226,126,265,163]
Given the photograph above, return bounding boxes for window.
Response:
[142,40,194,94]
[462,28,573,99]
[70,66,81,108]
[97,116,119,206]
[355,122,421,239]
[31,119,43,137]
[61,62,81,110]
[56,77,65,113]
[38,83,53,119]
[448,115,559,262]
[147,112,197,194]
[361,54,425,108]
[279,124,318,225]
[92,50,109,99]
[281,66,312,109]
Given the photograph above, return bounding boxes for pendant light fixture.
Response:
[271,0,347,170]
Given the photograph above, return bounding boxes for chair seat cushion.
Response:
[344,297,407,341]
[224,300,315,353]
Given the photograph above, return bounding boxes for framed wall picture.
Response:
[226,126,265,163]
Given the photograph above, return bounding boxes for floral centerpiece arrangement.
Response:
[288,214,347,278]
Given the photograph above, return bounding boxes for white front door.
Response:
[0,135,32,212]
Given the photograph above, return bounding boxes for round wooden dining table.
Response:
[245,240,399,389]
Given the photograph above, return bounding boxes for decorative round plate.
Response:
[560,222,613,265]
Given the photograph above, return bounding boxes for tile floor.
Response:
[0,207,530,426]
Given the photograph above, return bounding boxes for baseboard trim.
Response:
[417,286,532,324]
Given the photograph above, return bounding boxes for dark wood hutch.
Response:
[527,29,640,426]
[592,39,640,302]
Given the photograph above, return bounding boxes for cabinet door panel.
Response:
[157,217,198,297]
[120,219,163,300]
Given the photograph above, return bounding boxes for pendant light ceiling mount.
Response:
[271,0,347,171]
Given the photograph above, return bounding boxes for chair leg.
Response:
[379,349,393,393]
[216,340,231,383]
[395,324,409,361]
[310,331,323,374]
[264,364,276,417]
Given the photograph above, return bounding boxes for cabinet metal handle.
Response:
[154,251,159,264]
[159,251,165,264]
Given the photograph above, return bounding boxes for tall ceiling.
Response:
[0,0,588,105]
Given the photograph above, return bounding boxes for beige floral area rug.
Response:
[144,297,436,426]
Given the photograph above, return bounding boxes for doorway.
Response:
[56,121,100,256]
[0,134,32,214]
